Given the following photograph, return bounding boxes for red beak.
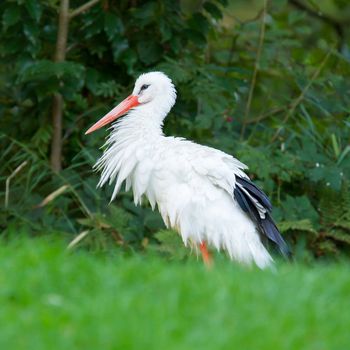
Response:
[85,95,140,134]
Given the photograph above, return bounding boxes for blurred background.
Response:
[0,0,349,261]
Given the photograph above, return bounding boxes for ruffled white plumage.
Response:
[95,107,273,268]
[90,71,275,268]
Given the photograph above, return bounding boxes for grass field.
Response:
[0,237,349,350]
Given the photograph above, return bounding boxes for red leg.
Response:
[199,241,213,268]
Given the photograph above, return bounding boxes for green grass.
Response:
[0,237,349,350]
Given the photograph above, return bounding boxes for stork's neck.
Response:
[111,103,169,141]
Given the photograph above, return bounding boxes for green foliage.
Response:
[152,229,189,260]
[278,219,317,234]
[0,0,350,261]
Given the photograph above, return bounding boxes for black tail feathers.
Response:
[234,176,291,259]
[260,213,291,258]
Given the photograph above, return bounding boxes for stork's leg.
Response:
[199,241,213,268]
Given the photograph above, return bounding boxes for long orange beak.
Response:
[85,95,140,134]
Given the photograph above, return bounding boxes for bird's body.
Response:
[86,72,289,268]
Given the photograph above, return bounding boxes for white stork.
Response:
[86,71,289,268]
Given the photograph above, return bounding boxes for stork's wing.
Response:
[182,140,290,257]
[234,176,290,257]
[186,142,249,195]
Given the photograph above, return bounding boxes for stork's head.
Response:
[85,71,176,134]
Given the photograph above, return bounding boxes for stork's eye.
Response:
[139,84,150,93]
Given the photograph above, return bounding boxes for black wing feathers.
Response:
[234,176,290,257]
[260,213,289,254]
[236,177,272,211]
[234,186,260,219]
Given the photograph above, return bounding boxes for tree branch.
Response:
[271,49,332,143]
[51,0,70,172]
[69,0,100,19]
[240,0,268,139]
[288,0,345,51]
[5,161,28,209]
[245,106,287,125]
[50,0,100,172]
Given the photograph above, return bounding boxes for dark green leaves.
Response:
[25,0,42,22]
[137,41,162,65]
[203,2,223,19]
[17,60,85,99]
[3,4,21,29]
[23,21,40,46]
[131,2,159,27]
[19,60,85,83]
[104,13,124,41]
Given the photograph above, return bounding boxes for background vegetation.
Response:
[1,0,350,261]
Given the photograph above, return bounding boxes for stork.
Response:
[86,72,289,268]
